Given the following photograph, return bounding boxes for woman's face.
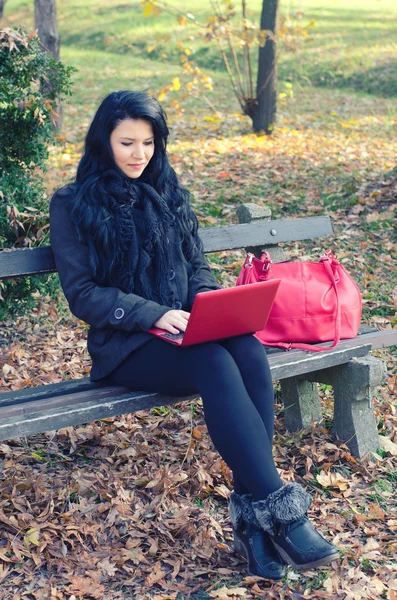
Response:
[110,118,155,178]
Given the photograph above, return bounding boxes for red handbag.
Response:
[236,250,362,352]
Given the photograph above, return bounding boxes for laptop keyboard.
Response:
[161,332,185,341]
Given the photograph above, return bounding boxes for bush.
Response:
[0,26,75,317]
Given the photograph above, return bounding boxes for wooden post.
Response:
[236,202,286,262]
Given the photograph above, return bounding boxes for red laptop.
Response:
[149,279,281,346]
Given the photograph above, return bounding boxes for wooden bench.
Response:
[1,204,396,458]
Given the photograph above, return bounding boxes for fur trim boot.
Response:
[228,492,286,580]
[252,483,339,571]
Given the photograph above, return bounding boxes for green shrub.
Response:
[0,26,75,317]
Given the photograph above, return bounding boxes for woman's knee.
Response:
[191,342,237,384]
[196,342,234,369]
[226,334,268,363]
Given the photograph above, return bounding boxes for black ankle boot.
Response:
[252,483,340,571]
[228,492,286,581]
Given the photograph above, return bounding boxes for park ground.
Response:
[0,0,396,598]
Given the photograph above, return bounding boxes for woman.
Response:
[50,90,339,579]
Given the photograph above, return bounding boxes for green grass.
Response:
[3,1,395,161]
[373,478,392,493]
[3,0,397,102]
[385,470,397,482]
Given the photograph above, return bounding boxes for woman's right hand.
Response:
[153,310,190,334]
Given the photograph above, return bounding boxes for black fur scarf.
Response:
[68,168,180,305]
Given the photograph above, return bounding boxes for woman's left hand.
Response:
[153,309,190,334]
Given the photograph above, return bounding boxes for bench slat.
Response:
[0,246,56,279]
[0,326,389,410]
[0,378,107,408]
[269,342,371,379]
[199,216,333,253]
[2,384,192,420]
[0,340,372,412]
[0,343,372,441]
[0,390,200,441]
[0,216,333,279]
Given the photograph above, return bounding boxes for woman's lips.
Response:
[128,163,145,168]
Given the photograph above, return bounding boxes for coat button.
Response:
[169,269,175,280]
[172,301,182,310]
[114,308,125,320]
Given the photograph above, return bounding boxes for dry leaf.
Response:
[69,577,105,598]
[148,537,159,556]
[24,528,40,547]
[362,538,380,558]
[192,427,203,440]
[378,435,397,456]
[145,561,167,587]
[213,484,231,499]
[316,470,349,491]
[209,587,248,599]
[98,557,118,577]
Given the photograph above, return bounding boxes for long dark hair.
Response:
[67,90,202,297]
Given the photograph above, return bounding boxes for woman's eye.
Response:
[121,141,153,147]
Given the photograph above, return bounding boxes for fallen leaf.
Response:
[209,587,248,599]
[98,557,118,577]
[316,470,349,491]
[378,435,397,456]
[24,528,40,547]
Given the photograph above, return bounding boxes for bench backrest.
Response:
[0,215,333,280]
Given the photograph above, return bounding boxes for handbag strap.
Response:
[262,255,342,353]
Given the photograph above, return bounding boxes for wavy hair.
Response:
[66,90,202,296]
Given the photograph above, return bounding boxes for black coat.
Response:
[50,185,221,381]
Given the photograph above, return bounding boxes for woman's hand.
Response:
[153,310,190,334]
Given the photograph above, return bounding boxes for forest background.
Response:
[0,0,396,599]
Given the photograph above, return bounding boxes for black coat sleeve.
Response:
[50,189,170,331]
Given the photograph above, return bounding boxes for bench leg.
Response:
[280,378,322,431]
[332,356,385,458]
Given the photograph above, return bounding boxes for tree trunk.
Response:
[252,0,279,134]
[34,0,62,126]
[0,0,7,21]
[34,0,60,60]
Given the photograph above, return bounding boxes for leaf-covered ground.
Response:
[1,304,397,600]
[1,0,397,598]
[0,312,396,599]
[1,116,396,599]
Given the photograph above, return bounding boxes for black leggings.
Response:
[109,334,283,500]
